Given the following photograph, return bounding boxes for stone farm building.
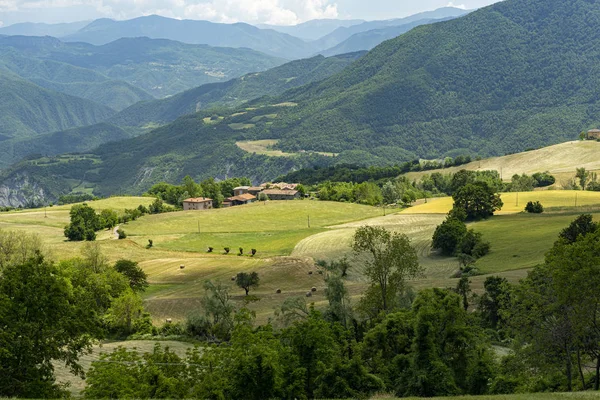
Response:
[233,186,251,196]
[225,193,256,207]
[183,197,213,210]
[262,189,300,200]
[588,129,600,140]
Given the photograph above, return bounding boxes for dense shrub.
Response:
[525,201,544,213]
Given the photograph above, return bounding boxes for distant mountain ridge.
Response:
[61,15,315,59]
[0,35,285,108]
[0,21,90,37]
[257,19,365,41]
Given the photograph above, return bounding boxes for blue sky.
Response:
[0,0,502,27]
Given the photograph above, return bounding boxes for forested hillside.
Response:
[113,52,365,127]
[0,35,285,101]
[61,15,315,59]
[262,0,600,159]
[0,70,115,139]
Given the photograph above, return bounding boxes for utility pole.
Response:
[307,215,310,228]
[197,220,200,234]
[516,192,519,207]
[575,193,578,207]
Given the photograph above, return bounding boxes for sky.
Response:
[0,0,502,27]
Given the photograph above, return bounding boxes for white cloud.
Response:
[0,0,339,25]
[446,1,466,9]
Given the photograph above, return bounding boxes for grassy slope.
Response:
[405,141,600,184]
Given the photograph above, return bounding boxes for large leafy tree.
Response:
[0,254,104,397]
[452,181,503,221]
[235,272,260,296]
[64,203,101,241]
[114,259,149,292]
[432,216,467,256]
[353,226,421,315]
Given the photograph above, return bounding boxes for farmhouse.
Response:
[248,187,264,196]
[227,193,256,206]
[262,189,300,200]
[588,129,600,140]
[233,186,251,196]
[183,197,213,210]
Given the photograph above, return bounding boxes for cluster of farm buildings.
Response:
[182,182,301,211]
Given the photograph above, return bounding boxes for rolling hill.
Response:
[0,21,90,37]
[0,70,115,139]
[0,35,286,101]
[112,51,365,127]
[61,15,316,59]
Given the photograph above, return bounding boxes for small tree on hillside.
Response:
[432,217,467,256]
[525,201,544,214]
[559,214,598,244]
[258,192,269,202]
[99,209,119,230]
[576,168,590,190]
[235,272,260,296]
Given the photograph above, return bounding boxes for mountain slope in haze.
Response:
[0,21,90,37]
[320,17,458,56]
[259,0,600,159]
[0,123,130,169]
[0,35,285,100]
[62,15,315,59]
[312,7,471,50]
[0,48,153,111]
[0,70,115,139]
[257,19,365,41]
[113,51,366,127]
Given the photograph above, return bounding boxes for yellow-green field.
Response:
[405,140,600,185]
[405,191,600,214]
[236,139,337,157]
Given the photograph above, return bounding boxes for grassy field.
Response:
[405,191,600,214]
[405,140,600,184]
[236,139,337,157]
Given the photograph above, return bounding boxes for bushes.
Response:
[117,228,127,239]
[525,201,544,213]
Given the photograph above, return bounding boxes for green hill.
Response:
[113,52,365,127]
[0,123,131,169]
[0,70,115,139]
[0,48,153,110]
[260,0,600,159]
[0,35,285,100]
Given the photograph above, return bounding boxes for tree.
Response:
[258,192,269,202]
[99,209,119,230]
[64,203,101,241]
[324,274,353,327]
[382,181,400,204]
[0,254,104,397]
[114,259,148,292]
[0,229,43,271]
[104,289,149,335]
[525,201,544,213]
[479,276,510,330]
[432,216,467,256]
[353,226,421,315]
[452,181,503,221]
[559,214,598,244]
[235,272,259,296]
[455,277,471,311]
[202,280,235,340]
[576,167,589,190]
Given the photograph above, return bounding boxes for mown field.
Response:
[0,194,595,324]
[405,140,600,185]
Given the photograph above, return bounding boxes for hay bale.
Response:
[166,318,172,324]
[306,291,312,297]
[311,287,317,292]
[276,289,282,294]
[308,271,313,275]
[180,264,185,269]
[317,270,323,275]
[231,276,236,281]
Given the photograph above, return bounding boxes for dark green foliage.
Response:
[317,181,383,205]
[559,214,598,244]
[235,272,259,296]
[453,181,503,221]
[114,259,149,293]
[525,200,544,213]
[224,247,230,254]
[0,254,105,398]
[459,229,491,259]
[479,276,510,330]
[116,228,126,239]
[251,249,257,256]
[58,192,99,205]
[146,239,153,249]
[64,203,101,241]
[432,216,467,256]
[532,171,556,187]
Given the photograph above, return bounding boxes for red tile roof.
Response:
[227,193,256,202]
